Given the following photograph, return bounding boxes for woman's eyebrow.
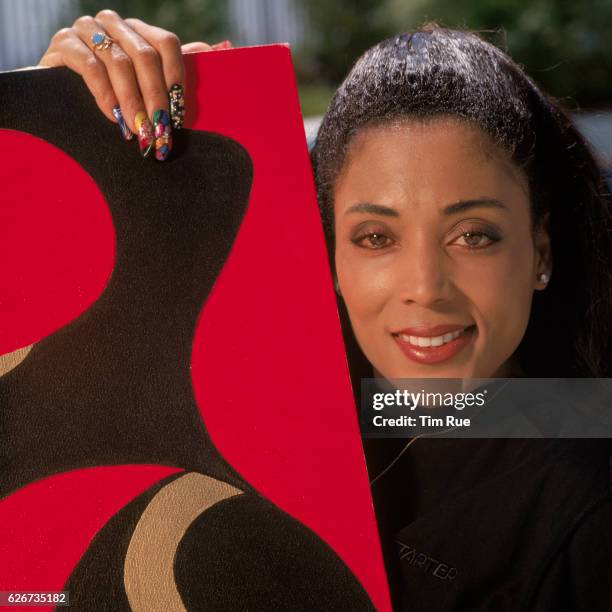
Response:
[345,202,399,217]
[442,199,508,215]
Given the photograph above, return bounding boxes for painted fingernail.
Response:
[168,84,185,130]
[134,111,154,157]
[112,105,133,141]
[152,109,172,161]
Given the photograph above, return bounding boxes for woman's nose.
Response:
[394,237,452,307]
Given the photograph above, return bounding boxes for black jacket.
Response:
[366,438,612,611]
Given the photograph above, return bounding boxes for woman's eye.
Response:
[354,232,393,249]
[453,230,499,249]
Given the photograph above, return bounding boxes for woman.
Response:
[37,12,612,611]
[310,27,612,612]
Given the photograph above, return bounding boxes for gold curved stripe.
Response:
[124,472,244,611]
[0,344,33,376]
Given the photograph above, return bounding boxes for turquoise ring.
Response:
[91,32,113,51]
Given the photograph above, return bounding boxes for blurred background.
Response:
[1,0,611,168]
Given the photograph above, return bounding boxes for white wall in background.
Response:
[229,0,307,48]
[0,0,77,70]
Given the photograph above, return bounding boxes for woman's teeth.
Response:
[399,328,468,348]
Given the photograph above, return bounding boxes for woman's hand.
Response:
[39,10,230,160]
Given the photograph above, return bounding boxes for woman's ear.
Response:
[534,212,553,290]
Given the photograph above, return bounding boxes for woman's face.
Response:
[333,118,551,379]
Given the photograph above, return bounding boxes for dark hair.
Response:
[312,24,612,377]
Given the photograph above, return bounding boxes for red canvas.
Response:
[0,46,390,610]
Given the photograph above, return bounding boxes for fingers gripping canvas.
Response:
[0,46,390,610]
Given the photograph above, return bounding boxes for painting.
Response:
[0,46,390,610]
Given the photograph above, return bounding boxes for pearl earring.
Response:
[538,272,549,284]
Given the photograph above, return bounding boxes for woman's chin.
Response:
[376,360,513,381]
[375,360,502,381]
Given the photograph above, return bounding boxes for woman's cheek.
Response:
[336,249,394,360]
[458,247,534,365]
[338,251,387,315]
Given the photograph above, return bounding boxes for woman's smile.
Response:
[391,324,477,365]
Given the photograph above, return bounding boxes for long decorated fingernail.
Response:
[134,111,154,157]
[168,84,185,130]
[152,109,172,161]
[112,105,133,140]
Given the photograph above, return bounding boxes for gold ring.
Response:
[91,32,113,51]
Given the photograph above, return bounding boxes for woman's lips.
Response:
[392,325,477,365]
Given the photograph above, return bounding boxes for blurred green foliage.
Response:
[297,83,336,117]
[301,0,612,107]
[79,0,612,108]
[296,0,394,85]
[79,0,229,45]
